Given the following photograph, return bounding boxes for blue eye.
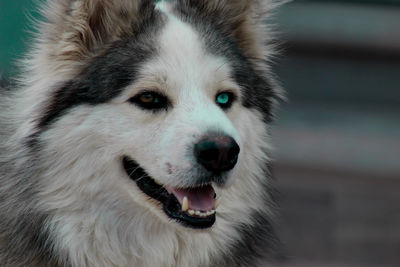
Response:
[216,92,235,109]
[217,93,229,105]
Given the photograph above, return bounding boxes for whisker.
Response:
[135,174,149,183]
[215,62,227,72]
[128,166,141,177]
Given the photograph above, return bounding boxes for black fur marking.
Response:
[175,2,277,122]
[36,9,165,132]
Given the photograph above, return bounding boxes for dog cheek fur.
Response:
[29,107,176,266]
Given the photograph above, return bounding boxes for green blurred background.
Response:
[0,0,39,78]
[1,0,399,266]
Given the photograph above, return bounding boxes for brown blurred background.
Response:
[272,0,400,266]
[1,0,400,266]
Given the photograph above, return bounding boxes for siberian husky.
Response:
[0,0,285,266]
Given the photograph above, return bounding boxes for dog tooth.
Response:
[182,196,189,212]
[195,210,201,216]
[188,209,195,215]
[215,198,220,209]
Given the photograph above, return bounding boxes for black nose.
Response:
[194,135,240,174]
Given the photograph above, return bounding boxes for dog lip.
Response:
[122,156,216,229]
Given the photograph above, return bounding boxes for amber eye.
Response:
[139,93,159,104]
[129,91,170,111]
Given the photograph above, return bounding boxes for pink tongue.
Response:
[167,185,216,211]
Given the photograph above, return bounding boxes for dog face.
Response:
[62,14,245,228]
[117,17,242,228]
[24,0,281,233]
[8,2,286,265]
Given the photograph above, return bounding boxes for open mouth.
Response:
[122,156,217,229]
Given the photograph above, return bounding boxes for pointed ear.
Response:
[178,0,285,59]
[39,0,156,63]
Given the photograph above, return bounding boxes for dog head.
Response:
[24,0,283,233]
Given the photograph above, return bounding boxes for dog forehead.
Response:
[158,9,204,62]
[153,4,230,88]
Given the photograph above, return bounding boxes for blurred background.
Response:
[272,0,400,266]
[1,0,399,266]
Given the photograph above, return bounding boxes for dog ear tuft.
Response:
[39,0,156,63]
[178,0,286,59]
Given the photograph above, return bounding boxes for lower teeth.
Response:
[187,209,215,217]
